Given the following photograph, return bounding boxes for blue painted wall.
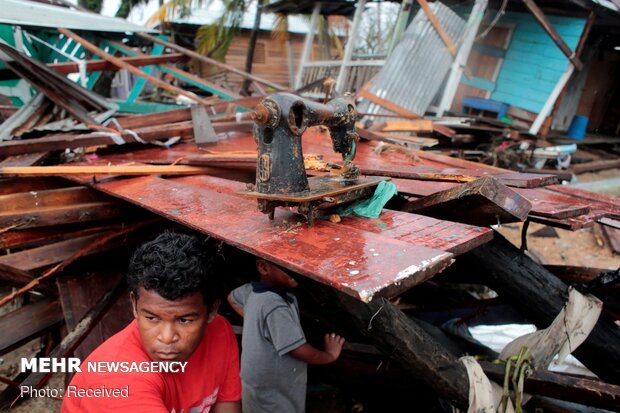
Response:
[490,12,586,113]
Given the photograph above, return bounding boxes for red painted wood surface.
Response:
[172,175,492,256]
[94,176,454,302]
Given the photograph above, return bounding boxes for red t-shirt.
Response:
[62,315,241,413]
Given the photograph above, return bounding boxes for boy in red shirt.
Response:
[62,232,241,413]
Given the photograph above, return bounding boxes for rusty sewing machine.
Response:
[241,92,386,226]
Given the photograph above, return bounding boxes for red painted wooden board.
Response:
[172,175,492,256]
[393,179,591,220]
[94,176,454,302]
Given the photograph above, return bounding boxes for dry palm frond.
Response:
[271,13,289,44]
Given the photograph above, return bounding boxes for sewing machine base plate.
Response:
[240,175,389,226]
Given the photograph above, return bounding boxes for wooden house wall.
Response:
[490,11,586,114]
[196,30,306,92]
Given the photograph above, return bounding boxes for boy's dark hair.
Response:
[127,232,220,309]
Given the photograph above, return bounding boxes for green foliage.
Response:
[79,0,103,13]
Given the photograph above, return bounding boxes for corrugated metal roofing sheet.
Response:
[0,0,157,33]
[357,2,467,118]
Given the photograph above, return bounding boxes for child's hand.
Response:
[323,333,345,361]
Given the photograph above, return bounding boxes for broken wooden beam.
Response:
[0,121,254,157]
[0,233,116,273]
[400,177,532,226]
[463,232,620,383]
[0,165,212,176]
[6,280,125,409]
[0,201,130,229]
[0,298,63,356]
[304,282,469,408]
[49,53,189,75]
[58,29,213,106]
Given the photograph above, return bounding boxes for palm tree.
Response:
[149,0,347,93]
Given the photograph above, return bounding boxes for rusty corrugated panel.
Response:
[357,2,467,118]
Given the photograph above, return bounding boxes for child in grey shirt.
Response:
[228,259,345,413]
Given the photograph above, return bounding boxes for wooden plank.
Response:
[522,0,583,70]
[357,128,439,147]
[7,280,125,407]
[359,164,558,188]
[93,175,453,303]
[599,217,620,230]
[0,263,35,286]
[57,269,130,359]
[358,88,420,119]
[47,53,189,74]
[0,223,124,250]
[0,202,130,229]
[172,174,493,256]
[571,159,620,174]
[0,153,48,167]
[116,97,260,130]
[546,185,620,213]
[0,121,254,157]
[0,177,72,195]
[58,29,213,106]
[108,40,242,101]
[0,298,63,356]
[138,32,286,91]
[401,177,532,226]
[0,186,105,213]
[0,165,212,176]
[0,232,112,272]
[602,225,620,254]
[390,179,592,220]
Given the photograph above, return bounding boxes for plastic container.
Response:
[566,115,589,140]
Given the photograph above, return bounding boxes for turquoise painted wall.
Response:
[490,12,586,113]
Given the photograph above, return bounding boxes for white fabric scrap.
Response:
[500,287,602,369]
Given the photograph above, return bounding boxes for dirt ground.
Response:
[497,221,619,269]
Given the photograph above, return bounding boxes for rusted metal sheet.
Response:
[93,175,454,303]
[357,1,467,118]
[172,174,493,256]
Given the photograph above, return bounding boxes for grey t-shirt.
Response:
[231,283,307,413]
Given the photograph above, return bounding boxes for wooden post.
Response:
[295,2,321,90]
[436,0,488,117]
[302,280,470,408]
[522,0,583,70]
[58,29,212,105]
[138,32,286,91]
[388,0,414,54]
[335,0,366,93]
